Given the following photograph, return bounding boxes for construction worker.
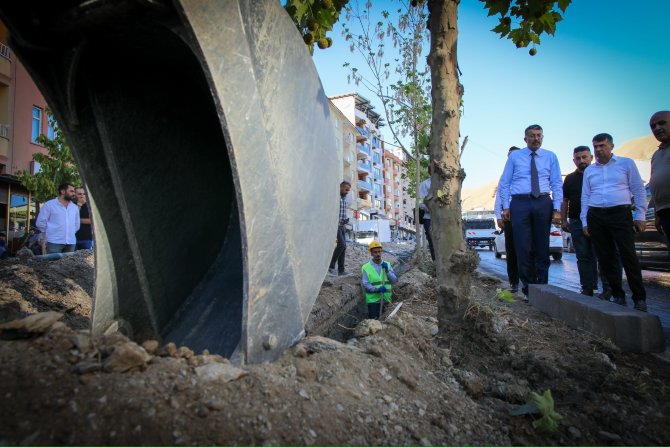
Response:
[361,240,398,319]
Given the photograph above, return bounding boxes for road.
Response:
[476,248,670,345]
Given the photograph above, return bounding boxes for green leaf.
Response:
[530,389,563,433]
[496,288,516,303]
[557,0,571,13]
[481,0,511,17]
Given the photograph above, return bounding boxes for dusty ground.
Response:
[0,245,669,445]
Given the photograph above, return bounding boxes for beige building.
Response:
[330,92,417,241]
[329,93,385,223]
[328,99,358,232]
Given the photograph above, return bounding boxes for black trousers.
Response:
[329,224,347,272]
[503,220,519,287]
[658,208,670,249]
[587,206,646,302]
[423,219,435,261]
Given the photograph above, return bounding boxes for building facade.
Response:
[0,23,51,253]
[327,99,358,239]
[330,92,416,242]
[383,146,415,240]
[330,93,385,226]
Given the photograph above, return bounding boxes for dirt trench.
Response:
[1,245,670,445]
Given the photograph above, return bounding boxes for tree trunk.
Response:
[427,0,478,335]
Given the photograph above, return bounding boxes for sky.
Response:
[312,0,670,189]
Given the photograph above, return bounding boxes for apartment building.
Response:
[0,23,51,253]
[383,146,416,240]
[327,99,358,230]
[330,93,386,222]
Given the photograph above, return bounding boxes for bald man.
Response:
[649,111,670,241]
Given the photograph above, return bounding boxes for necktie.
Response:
[530,151,540,198]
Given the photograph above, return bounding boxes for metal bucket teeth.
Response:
[0,0,339,363]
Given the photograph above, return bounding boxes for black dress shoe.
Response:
[633,300,648,312]
[612,296,627,306]
[580,288,594,297]
[598,288,613,301]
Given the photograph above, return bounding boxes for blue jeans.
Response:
[329,225,347,272]
[46,242,76,254]
[76,240,93,250]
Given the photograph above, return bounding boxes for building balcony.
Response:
[357,143,371,157]
[356,126,370,138]
[0,43,10,78]
[359,198,372,209]
[358,180,372,192]
[357,160,371,172]
[0,138,7,158]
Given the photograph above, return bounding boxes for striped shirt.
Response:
[338,193,351,225]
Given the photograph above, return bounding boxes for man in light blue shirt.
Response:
[498,125,563,299]
[581,133,647,311]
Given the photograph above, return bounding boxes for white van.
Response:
[463,216,497,250]
[355,230,377,245]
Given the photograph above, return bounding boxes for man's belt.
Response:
[587,204,631,213]
[511,193,550,199]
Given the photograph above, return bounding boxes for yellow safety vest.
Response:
[361,261,392,304]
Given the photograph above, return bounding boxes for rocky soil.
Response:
[0,245,669,445]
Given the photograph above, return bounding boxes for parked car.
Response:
[494,224,564,260]
[635,185,670,270]
[463,215,497,250]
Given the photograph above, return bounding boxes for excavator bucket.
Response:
[0,0,339,363]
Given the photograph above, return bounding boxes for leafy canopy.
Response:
[17,112,81,204]
[286,0,572,55]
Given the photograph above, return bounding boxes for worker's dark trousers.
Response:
[587,206,646,302]
[329,225,347,272]
[367,301,391,319]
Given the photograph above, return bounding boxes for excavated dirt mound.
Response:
[0,246,669,445]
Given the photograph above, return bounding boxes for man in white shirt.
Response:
[36,183,81,254]
[581,133,647,311]
[418,164,435,261]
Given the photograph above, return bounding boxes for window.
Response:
[47,120,56,140]
[31,107,42,143]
